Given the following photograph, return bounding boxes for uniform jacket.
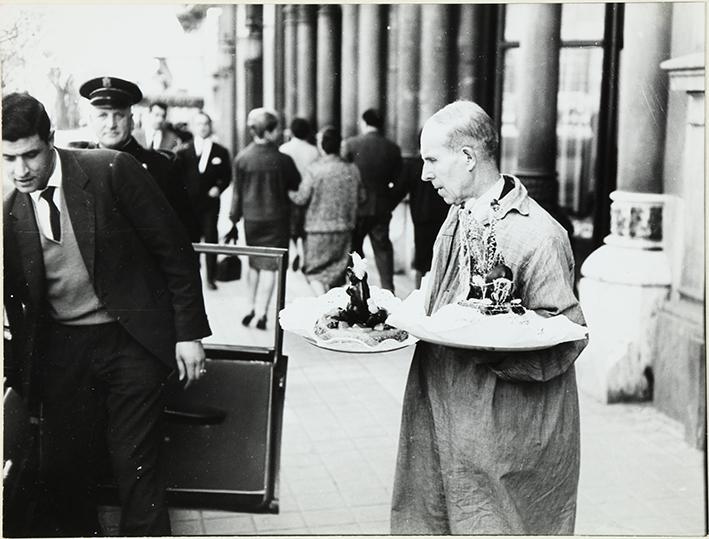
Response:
[176,140,231,212]
[4,148,211,411]
[341,131,403,217]
[120,136,197,237]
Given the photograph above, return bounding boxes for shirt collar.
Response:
[30,148,62,203]
[461,175,505,218]
[495,174,530,219]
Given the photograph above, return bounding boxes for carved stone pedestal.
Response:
[577,192,671,402]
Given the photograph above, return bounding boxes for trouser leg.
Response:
[351,217,371,258]
[94,325,172,536]
[202,205,219,282]
[37,323,105,537]
[368,213,395,292]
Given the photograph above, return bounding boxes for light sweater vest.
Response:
[38,192,114,325]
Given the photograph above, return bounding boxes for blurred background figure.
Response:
[397,132,450,288]
[289,126,366,295]
[79,76,196,237]
[143,101,179,151]
[279,117,319,272]
[172,121,194,148]
[176,111,231,290]
[229,108,300,330]
[342,108,403,294]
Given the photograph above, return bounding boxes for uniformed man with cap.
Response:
[79,76,196,236]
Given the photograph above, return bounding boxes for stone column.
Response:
[385,5,398,139]
[419,5,451,122]
[340,5,359,138]
[316,5,339,129]
[283,5,298,126]
[357,5,384,114]
[456,5,477,102]
[213,5,236,154]
[296,5,316,124]
[654,52,705,448]
[514,4,561,210]
[262,4,277,110]
[396,4,421,158]
[243,5,263,115]
[577,4,673,404]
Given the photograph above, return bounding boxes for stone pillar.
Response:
[296,5,316,124]
[654,52,705,448]
[213,5,236,155]
[385,5,398,140]
[283,5,298,126]
[357,5,384,114]
[456,5,477,102]
[419,5,451,122]
[514,4,561,210]
[243,5,263,116]
[577,4,673,404]
[316,5,339,129]
[262,4,277,110]
[396,4,421,158]
[340,5,359,138]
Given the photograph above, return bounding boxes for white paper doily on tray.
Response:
[279,287,418,354]
[386,289,588,352]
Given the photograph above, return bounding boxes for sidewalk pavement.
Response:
[102,262,707,536]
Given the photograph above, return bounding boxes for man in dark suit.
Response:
[176,111,231,289]
[342,108,403,293]
[2,93,211,536]
[79,76,197,237]
[143,101,180,151]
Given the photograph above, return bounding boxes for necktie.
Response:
[40,186,61,242]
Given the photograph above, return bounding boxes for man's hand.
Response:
[224,223,239,244]
[208,186,220,198]
[175,340,206,388]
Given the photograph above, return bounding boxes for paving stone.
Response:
[202,515,256,534]
[171,519,204,535]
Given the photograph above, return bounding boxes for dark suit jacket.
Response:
[4,148,211,411]
[342,131,403,217]
[119,137,197,237]
[176,140,231,214]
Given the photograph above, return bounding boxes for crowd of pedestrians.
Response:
[65,77,449,331]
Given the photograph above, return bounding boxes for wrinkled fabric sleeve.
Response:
[485,236,588,382]
[288,168,314,206]
[229,157,242,223]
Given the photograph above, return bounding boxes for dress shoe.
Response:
[255,315,267,330]
[242,310,255,326]
[206,280,217,290]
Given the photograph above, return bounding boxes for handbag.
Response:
[215,224,242,282]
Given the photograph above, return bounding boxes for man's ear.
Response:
[48,130,55,148]
[461,146,476,172]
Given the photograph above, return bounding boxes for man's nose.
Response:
[107,113,118,127]
[14,158,28,178]
[421,165,434,182]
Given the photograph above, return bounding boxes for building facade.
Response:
[198,3,704,447]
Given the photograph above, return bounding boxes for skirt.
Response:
[244,219,290,271]
[303,231,352,290]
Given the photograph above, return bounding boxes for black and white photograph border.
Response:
[1,1,706,537]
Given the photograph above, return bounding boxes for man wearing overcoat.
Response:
[3,92,211,536]
[341,108,402,293]
[391,100,588,534]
